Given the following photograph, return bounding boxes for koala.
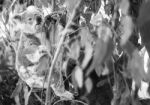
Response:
[10,6,51,88]
[12,6,43,34]
[10,5,48,45]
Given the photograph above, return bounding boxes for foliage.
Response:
[0,0,150,105]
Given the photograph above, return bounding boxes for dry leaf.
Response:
[51,84,74,100]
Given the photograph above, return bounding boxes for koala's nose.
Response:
[36,16,42,25]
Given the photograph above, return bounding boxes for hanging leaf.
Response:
[85,77,93,94]
[95,65,103,77]
[81,42,93,69]
[103,58,114,76]
[80,27,94,47]
[102,65,109,76]
[119,0,130,15]
[79,27,94,69]
[86,25,114,76]
[120,16,133,45]
[65,0,81,13]
[23,85,32,105]
[86,38,106,76]
[14,95,21,105]
[74,66,83,88]
[127,50,146,87]
[68,40,80,60]
[138,1,150,56]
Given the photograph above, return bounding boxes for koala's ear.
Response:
[12,12,24,24]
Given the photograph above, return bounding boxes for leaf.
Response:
[138,81,150,99]
[80,27,93,47]
[74,66,83,88]
[143,49,149,74]
[120,16,133,45]
[95,65,103,77]
[137,1,150,27]
[85,77,93,93]
[14,95,21,105]
[90,13,103,26]
[23,86,32,105]
[34,0,50,8]
[120,83,130,105]
[51,84,74,100]
[119,0,130,15]
[42,5,52,17]
[86,38,105,76]
[0,75,2,83]
[86,25,114,76]
[81,42,93,69]
[79,27,94,69]
[103,58,114,75]
[138,1,150,56]
[11,79,23,98]
[102,65,109,76]
[68,40,80,60]
[98,0,111,20]
[65,0,81,13]
[140,48,150,82]
[127,50,146,87]
[50,71,74,100]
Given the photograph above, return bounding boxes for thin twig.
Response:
[9,0,18,11]
[45,1,81,105]
[34,93,45,105]
[51,0,55,12]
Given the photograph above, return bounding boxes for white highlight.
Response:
[138,81,150,99]
[144,50,149,73]
[98,0,111,21]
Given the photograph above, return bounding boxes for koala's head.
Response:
[12,6,44,34]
